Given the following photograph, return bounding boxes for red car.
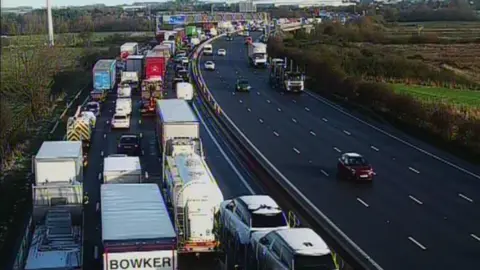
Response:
[337,153,375,182]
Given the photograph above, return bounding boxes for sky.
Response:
[1,0,242,9]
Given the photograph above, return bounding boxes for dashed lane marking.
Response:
[356,198,369,207]
[409,167,420,174]
[277,108,282,112]
[343,130,351,136]
[322,118,328,122]
[408,237,427,250]
[471,234,480,242]
[292,118,297,123]
[371,146,379,151]
[305,107,310,112]
[310,131,316,136]
[334,147,342,153]
[321,170,329,177]
[259,118,264,123]
[409,195,423,205]
[273,131,279,137]
[247,108,251,112]
[267,99,271,103]
[459,193,474,203]
[293,148,301,154]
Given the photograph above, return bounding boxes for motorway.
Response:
[81,61,262,269]
[199,33,480,270]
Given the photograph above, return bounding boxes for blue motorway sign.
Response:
[163,15,186,25]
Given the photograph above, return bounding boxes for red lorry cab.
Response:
[145,51,166,80]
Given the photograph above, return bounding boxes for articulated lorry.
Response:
[93,59,117,92]
[101,184,177,270]
[120,42,138,59]
[269,58,305,93]
[141,51,166,116]
[25,141,84,270]
[163,151,224,253]
[247,42,267,67]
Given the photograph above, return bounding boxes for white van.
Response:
[117,84,132,98]
[203,44,213,55]
[176,82,194,101]
[115,98,132,115]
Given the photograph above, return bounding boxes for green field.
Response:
[2,31,154,46]
[392,84,480,108]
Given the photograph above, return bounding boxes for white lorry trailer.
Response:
[120,71,139,90]
[126,55,145,79]
[155,99,201,157]
[103,156,142,183]
[164,152,224,253]
[120,42,139,59]
[101,184,177,270]
[25,141,84,270]
[175,82,194,101]
[248,42,267,67]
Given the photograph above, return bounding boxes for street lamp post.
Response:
[47,0,54,46]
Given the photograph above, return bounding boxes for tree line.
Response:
[268,19,480,161]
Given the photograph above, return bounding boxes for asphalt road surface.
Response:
[81,61,261,269]
[198,32,480,270]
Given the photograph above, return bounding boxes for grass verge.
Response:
[392,84,480,108]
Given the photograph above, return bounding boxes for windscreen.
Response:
[347,156,368,166]
[294,254,336,270]
[251,212,287,228]
[288,72,303,81]
[120,136,138,144]
[253,53,265,59]
[86,104,97,110]
[114,115,126,120]
[238,80,249,86]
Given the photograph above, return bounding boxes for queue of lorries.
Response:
[21,25,338,270]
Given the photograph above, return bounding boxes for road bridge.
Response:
[157,12,269,26]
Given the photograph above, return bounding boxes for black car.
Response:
[177,69,189,81]
[117,134,142,156]
[235,79,251,92]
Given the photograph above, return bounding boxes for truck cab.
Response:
[283,71,305,92]
[203,43,213,55]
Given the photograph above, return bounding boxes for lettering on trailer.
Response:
[109,257,172,269]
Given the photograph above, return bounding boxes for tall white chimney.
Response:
[47,0,54,46]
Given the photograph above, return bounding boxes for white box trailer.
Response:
[155,99,199,152]
[175,82,194,101]
[126,55,144,79]
[34,141,83,184]
[101,184,177,270]
[103,156,142,183]
[164,153,224,253]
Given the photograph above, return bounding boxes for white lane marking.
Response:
[267,99,271,103]
[409,167,420,174]
[145,171,149,179]
[371,146,379,151]
[239,99,243,103]
[273,131,279,137]
[257,92,260,95]
[277,108,282,112]
[232,92,236,95]
[247,108,251,112]
[471,234,480,242]
[293,148,301,154]
[98,173,101,180]
[356,198,369,208]
[100,151,104,157]
[321,170,329,177]
[409,195,423,205]
[408,237,427,250]
[458,193,474,203]
[292,99,297,103]
[192,103,255,194]
[334,147,342,153]
[305,107,310,112]
[343,130,351,136]
[322,118,328,122]
[138,119,141,124]
[305,90,480,180]
[292,118,297,123]
[310,131,316,136]
[106,120,110,124]
[103,134,106,139]
[259,118,264,123]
